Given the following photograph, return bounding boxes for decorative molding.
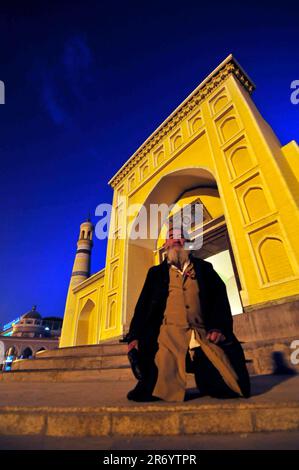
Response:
[71,271,89,277]
[72,268,105,293]
[108,55,255,188]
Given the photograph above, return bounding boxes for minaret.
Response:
[59,217,94,347]
[70,217,94,288]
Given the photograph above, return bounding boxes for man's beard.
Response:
[166,246,190,270]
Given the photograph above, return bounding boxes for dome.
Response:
[21,305,42,320]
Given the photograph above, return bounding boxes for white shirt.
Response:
[168,258,201,350]
[169,259,191,276]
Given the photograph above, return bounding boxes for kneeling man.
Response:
[126,229,251,402]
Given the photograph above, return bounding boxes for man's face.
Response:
[166,242,190,268]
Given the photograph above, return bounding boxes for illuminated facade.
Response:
[0,306,62,339]
[60,54,299,349]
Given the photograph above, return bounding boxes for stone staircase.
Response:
[0,375,298,439]
[2,339,196,386]
[1,341,134,383]
[0,338,298,442]
[1,335,297,383]
[243,335,299,375]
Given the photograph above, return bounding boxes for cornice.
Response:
[72,267,105,293]
[108,54,255,189]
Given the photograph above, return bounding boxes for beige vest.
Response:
[162,263,205,339]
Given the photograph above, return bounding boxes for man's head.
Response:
[163,227,191,269]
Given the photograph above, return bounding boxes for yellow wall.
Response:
[60,56,299,347]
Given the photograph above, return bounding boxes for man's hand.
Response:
[206,330,226,344]
[128,339,139,352]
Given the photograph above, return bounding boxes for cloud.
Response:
[62,36,94,102]
[41,76,69,125]
[36,35,95,126]
[63,36,93,75]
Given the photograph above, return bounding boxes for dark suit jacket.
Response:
[127,254,234,344]
[126,254,250,396]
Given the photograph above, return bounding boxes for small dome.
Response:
[80,215,94,228]
[21,305,42,320]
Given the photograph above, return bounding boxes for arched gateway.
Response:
[60,54,299,349]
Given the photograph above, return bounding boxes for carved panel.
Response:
[235,174,272,224]
[109,262,119,289]
[249,221,294,284]
[139,159,150,180]
[153,146,165,167]
[128,172,136,192]
[224,137,254,178]
[170,129,183,152]
[220,116,239,142]
[209,88,229,115]
[188,111,203,135]
[111,231,120,257]
[106,295,117,329]
[116,185,125,205]
[216,107,240,143]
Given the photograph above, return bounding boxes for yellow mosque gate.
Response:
[59,54,299,348]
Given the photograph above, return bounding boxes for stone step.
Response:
[11,352,129,371]
[0,375,298,438]
[36,341,127,358]
[243,335,299,375]
[9,335,299,377]
[0,366,133,382]
[0,366,196,384]
[2,431,299,450]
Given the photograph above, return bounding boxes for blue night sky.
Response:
[0,1,298,326]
